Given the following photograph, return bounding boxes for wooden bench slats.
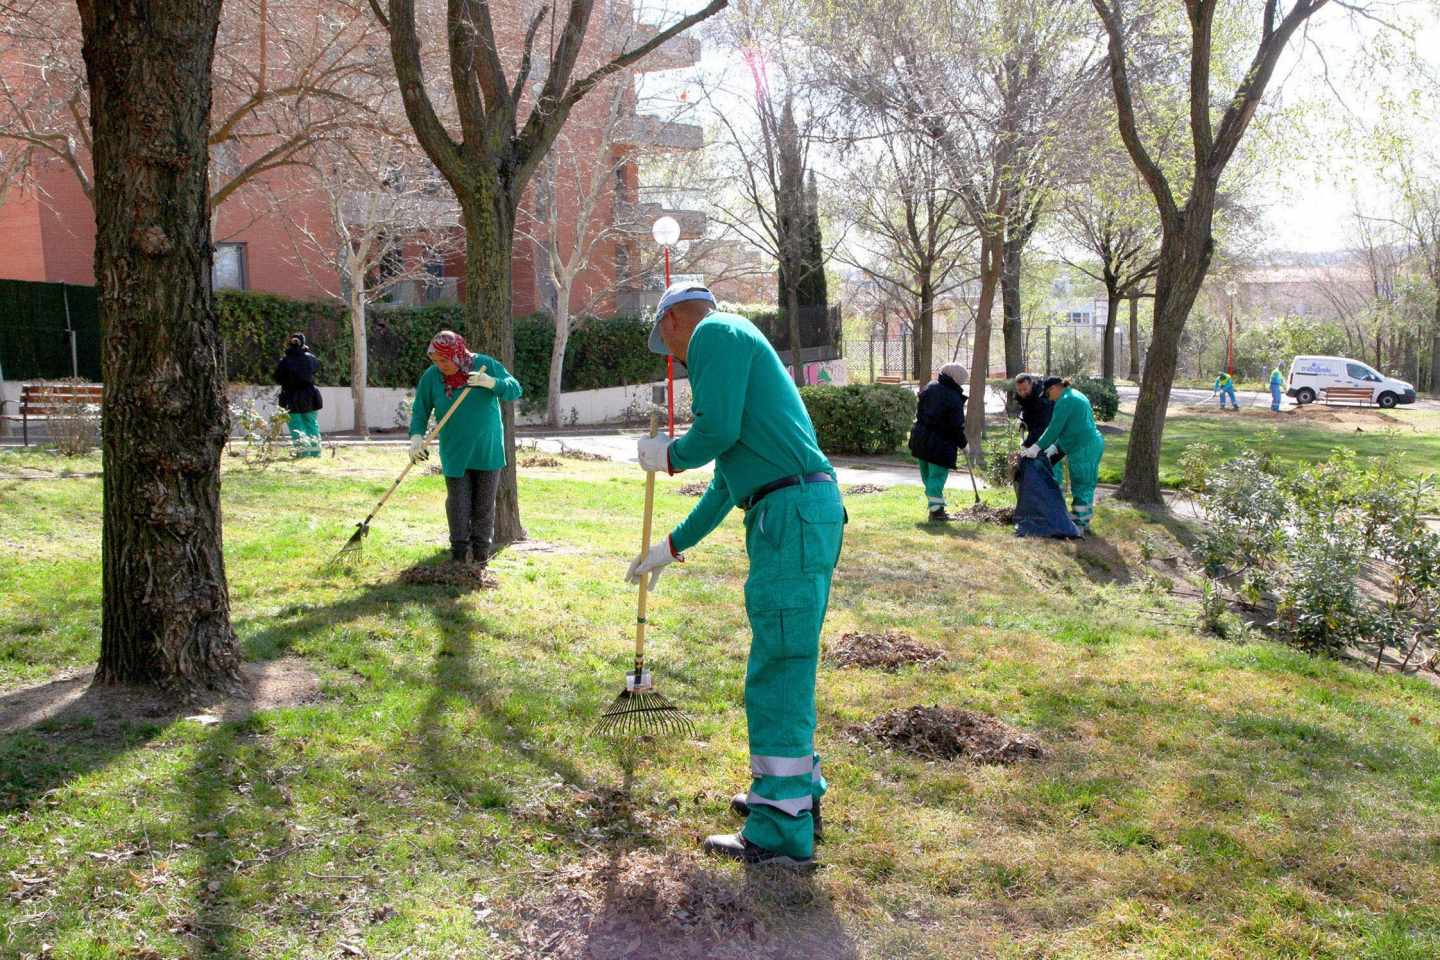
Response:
[8,383,104,444]
[1320,387,1373,406]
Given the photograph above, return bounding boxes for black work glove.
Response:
[1047,450,1065,467]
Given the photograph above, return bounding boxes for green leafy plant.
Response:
[1071,376,1119,422]
[800,383,915,455]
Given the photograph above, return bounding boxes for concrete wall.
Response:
[3,358,850,439]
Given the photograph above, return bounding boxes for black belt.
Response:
[738,472,834,511]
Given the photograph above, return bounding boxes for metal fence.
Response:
[0,279,102,382]
[845,323,1149,383]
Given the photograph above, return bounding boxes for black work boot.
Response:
[928,507,954,523]
[701,832,814,869]
[450,544,469,564]
[730,792,823,841]
[469,542,489,568]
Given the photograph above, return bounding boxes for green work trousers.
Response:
[1065,437,1104,530]
[288,411,322,458]
[740,480,846,860]
[917,459,949,509]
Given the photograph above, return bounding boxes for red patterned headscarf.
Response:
[428,330,473,396]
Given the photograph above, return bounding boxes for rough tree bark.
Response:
[80,0,242,693]
[1102,284,1121,380]
[1001,234,1025,376]
[965,231,1002,449]
[1128,291,1141,379]
[912,274,935,383]
[348,260,369,437]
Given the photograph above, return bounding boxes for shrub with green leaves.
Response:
[1071,376,1119,422]
[800,383,916,455]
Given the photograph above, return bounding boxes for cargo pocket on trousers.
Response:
[745,577,820,660]
[797,500,846,575]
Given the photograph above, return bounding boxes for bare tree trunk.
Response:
[349,266,368,438]
[1102,286,1120,380]
[965,232,1001,449]
[1430,292,1440,396]
[462,194,525,545]
[1117,223,1213,505]
[914,273,935,382]
[785,281,804,386]
[82,0,242,694]
[1001,234,1025,376]
[548,291,572,428]
[1128,292,1141,379]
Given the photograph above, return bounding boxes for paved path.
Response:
[1116,384,1440,411]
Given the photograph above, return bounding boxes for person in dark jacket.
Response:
[907,362,969,522]
[272,333,323,458]
[1015,372,1062,484]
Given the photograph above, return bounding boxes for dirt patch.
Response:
[827,631,947,671]
[501,538,583,557]
[844,483,888,496]
[520,455,563,468]
[677,482,709,497]
[505,850,850,960]
[397,560,499,589]
[958,502,1015,525]
[0,657,325,735]
[849,705,1043,764]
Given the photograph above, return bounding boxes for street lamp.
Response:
[1224,279,1238,376]
[652,216,681,436]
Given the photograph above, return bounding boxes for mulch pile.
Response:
[849,705,1043,764]
[958,502,1015,525]
[505,851,764,960]
[827,630,947,671]
[397,561,498,590]
[844,483,888,495]
[677,482,709,497]
[520,455,563,468]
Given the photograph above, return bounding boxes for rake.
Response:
[594,392,695,740]
[328,384,474,566]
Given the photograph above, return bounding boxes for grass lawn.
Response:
[3,446,1440,958]
[1097,404,1440,494]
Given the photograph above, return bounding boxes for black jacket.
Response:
[273,346,323,414]
[1016,388,1053,448]
[907,373,968,469]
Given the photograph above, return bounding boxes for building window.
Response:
[1068,311,1088,324]
[213,242,248,290]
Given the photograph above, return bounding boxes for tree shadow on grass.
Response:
[1071,535,1132,585]
[913,521,980,540]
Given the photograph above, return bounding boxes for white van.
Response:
[1287,356,1417,409]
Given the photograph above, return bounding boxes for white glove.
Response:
[1020,444,1040,459]
[637,435,673,473]
[409,434,429,462]
[626,536,679,590]
[467,369,496,389]
[1045,445,1059,459]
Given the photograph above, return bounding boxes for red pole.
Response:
[665,246,675,437]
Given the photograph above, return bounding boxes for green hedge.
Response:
[1071,376,1119,422]
[799,383,915,455]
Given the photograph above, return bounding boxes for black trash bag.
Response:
[1014,457,1081,539]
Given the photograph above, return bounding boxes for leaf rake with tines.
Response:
[594,392,694,740]
[328,384,474,567]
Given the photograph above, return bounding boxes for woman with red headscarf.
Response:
[408,330,522,565]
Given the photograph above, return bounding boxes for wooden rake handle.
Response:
[361,384,475,529]
[634,408,659,675]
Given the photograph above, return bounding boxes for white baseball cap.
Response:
[649,282,716,354]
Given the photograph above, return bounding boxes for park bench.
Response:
[5,382,103,445]
[1319,386,1374,407]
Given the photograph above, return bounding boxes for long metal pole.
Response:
[664,246,674,437]
[62,286,78,380]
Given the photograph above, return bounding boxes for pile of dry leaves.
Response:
[826,631,947,671]
[844,483,888,496]
[957,502,1014,525]
[520,455,563,468]
[397,562,498,589]
[850,705,1042,764]
[677,482,709,497]
[561,450,612,462]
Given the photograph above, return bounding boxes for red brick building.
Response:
[0,2,705,318]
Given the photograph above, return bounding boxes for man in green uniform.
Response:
[1269,365,1285,412]
[626,282,845,868]
[1021,377,1104,533]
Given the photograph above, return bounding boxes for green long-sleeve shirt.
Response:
[409,354,522,477]
[1034,386,1102,455]
[667,312,832,553]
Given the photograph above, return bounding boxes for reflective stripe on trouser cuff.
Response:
[928,497,945,508]
[751,754,815,778]
[812,756,822,783]
[746,790,813,817]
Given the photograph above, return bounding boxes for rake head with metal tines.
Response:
[594,682,696,739]
[327,521,370,567]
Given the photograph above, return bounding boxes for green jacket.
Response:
[1035,386,1103,455]
[409,354,522,477]
[668,312,832,553]
[1270,368,1284,387]
[1214,373,1235,390]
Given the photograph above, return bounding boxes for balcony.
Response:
[614,201,706,240]
[615,116,704,151]
[610,22,702,73]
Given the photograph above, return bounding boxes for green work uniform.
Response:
[666,312,844,861]
[917,460,949,507]
[409,355,522,478]
[1034,387,1104,531]
[287,411,321,457]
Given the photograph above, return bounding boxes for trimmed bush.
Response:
[1071,376,1119,422]
[800,383,915,455]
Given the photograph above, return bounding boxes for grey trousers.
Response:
[444,469,500,560]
